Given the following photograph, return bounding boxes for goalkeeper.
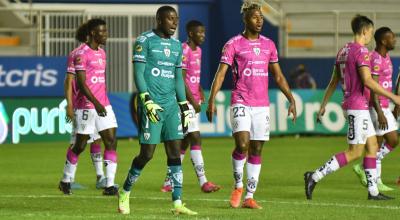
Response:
[118,6,197,216]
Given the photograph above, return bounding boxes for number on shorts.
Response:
[362,119,368,130]
[82,110,89,120]
[233,106,245,118]
[348,114,355,140]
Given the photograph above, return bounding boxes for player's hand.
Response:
[316,107,326,124]
[393,105,400,120]
[288,101,297,123]
[65,104,75,123]
[206,102,216,123]
[179,101,191,134]
[193,102,201,113]
[140,92,163,123]
[94,103,107,117]
[377,111,388,130]
[200,91,205,103]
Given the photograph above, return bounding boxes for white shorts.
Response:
[344,110,376,145]
[69,124,101,145]
[230,104,270,141]
[369,107,398,136]
[74,105,118,135]
[187,103,200,133]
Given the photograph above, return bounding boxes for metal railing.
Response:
[0,7,161,92]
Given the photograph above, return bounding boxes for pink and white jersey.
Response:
[368,51,393,108]
[336,42,370,110]
[66,44,85,108]
[73,44,110,109]
[182,42,202,103]
[220,34,278,107]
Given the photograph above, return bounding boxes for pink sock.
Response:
[67,148,79,164]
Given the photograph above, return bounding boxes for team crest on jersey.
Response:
[98,58,103,65]
[164,48,171,57]
[136,45,143,52]
[253,47,260,56]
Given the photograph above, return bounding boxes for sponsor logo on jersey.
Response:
[373,65,380,71]
[157,61,174,66]
[136,36,147,43]
[364,54,370,61]
[136,45,143,52]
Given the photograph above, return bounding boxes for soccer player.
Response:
[307,15,400,200]
[61,22,106,192]
[206,2,297,209]
[59,18,119,196]
[118,6,197,215]
[161,20,220,193]
[352,27,398,192]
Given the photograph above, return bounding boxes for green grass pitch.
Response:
[1,136,400,219]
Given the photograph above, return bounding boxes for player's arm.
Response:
[359,66,400,105]
[199,86,205,103]
[370,74,387,130]
[317,66,340,123]
[393,70,400,119]
[182,69,201,113]
[206,63,229,122]
[64,73,75,123]
[269,63,297,123]
[76,70,106,116]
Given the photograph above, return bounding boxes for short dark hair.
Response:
[374,26,392,45]
[351,14,374,35]
[75,22,88,43]
[87,18,106,35]
[241,2,261,15]
[186,20,204,34]
[156,6,176,19]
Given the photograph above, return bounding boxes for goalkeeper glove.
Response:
[178,101,190,134]
[140,92,163,123]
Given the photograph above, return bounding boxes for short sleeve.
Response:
[370,54,381,76]
[66,53,75,74]
[182,45,190,70]
[133,35,148,63]
[74,50,86,71]
[220,40,235,65]
[356,47,370,68]
[269,41,279,63]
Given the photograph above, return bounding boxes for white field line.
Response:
[0,194,400,210]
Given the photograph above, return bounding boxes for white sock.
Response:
[62,160,77,183]
[232,152,246,189]
[245,162,261,199]
[376,159,382,183]
[104,160,117,187]
[190,149,207,186]
[91,152,105,178]
[364,157,379,196]
[312,156,340,182]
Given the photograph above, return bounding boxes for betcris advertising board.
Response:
[0,57,66,97]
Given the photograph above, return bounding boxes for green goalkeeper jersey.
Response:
[133,30,183,106]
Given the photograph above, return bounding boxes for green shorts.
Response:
[138,102,183,144]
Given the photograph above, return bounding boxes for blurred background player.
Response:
[206,2,297,209]
[62,21,106,191]
[118,6,197,215]
[308,15,400,200]
[161,20,220,193]
[353,27,398,191]
[59,18,119,196]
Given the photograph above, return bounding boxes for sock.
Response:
[169,165,183,201]
[104,149,117,188]
[62,148,79,182]
[90,143,104,178]
[163,167,172,187]
[180,149,186,161]
[376,143,394,181]
[312,152,347,182]
[364,157,379,196]
[245,155,261,199]
[232,149,246,189]
[123,166,142,192]
[190,145,207,186]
